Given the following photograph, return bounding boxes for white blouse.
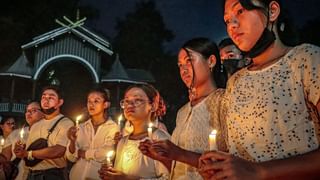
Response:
[114,129,170,180]
[66,118,119,180]
[225,43,320,162]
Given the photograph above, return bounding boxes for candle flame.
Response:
[211,129,217,135]
[76,115,82,121]
[118,114,123,125]
[106,150,114,158]
[20,128,24,138]
[118,114,123,121]
[148,123,153,128]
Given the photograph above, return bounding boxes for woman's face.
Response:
[122,87,152,122]
[1,118,15,135]
[224,0,266,51]
[178,48,212,88]
[87,92,108,117]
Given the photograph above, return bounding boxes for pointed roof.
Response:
[126,69,155,83]
[101,56,154,84]
[21,17,113,55]
[0,55,33,78]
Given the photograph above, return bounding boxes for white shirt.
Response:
[26,114,74,170]
[66,118,119,180]
[115,129,170,180]
[225,43,320,162]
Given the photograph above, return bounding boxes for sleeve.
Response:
[301,44,320,106]
[85,123,119,162]
[54,119,74,147]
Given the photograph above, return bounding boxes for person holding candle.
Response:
[139,37,228,180]
[99,84,170,180]
[0,116,16,153]
[13,85,74,180]
[0,101,43,180]
[66,86,119,180]
[198,0,320,179]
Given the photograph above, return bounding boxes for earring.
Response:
[220,64,224,73]
[280,23,285,32]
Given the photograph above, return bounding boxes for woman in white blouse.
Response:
[99,84,170,180]
[66,87,119,180]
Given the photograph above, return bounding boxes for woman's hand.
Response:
[113,132,123,146]
[139,139,176,162]
[198,151,263,180]
[13,142,27,158]
[67,126,77,142]
[98,164,138,180]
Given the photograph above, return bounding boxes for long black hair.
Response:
[181,37,228,88]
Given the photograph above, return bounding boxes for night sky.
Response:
[80,0,320,52]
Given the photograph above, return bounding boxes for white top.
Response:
[171,89,227,180]
[66,118,119,180]
[5,127,29,180]
[225,43,320,162]
[115,129,170,180]
[26,114,74,170]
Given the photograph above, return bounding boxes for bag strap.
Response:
[46,116,65,139]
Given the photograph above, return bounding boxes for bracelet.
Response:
[27,150,34,160]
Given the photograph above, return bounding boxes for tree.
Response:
[112,0,187,132]
[113,0,174,70]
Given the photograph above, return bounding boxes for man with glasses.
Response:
[1,101,44,179]
[14,85,73,180]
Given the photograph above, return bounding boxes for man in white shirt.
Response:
[14,85,73,180]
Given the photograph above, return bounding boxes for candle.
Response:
[147,123,153,140]
[209,129,218,151]
[0,138,4,146]
[20,128,24,140]
[106,150,115,167]
[76,115,82,128]
[118,114,123,129]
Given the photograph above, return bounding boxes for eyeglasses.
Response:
[120,99,150,109]
[26,108,41,114]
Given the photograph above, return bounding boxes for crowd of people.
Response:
[0,0,319,179]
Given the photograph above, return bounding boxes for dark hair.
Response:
[181,37,227,88]
[124,84,166,121]
[41,85,64,99]
[0,116,15,136]
[218,38,235,49]
[88,86,111,102]
[0,116,15,125]
[222,0,299,45]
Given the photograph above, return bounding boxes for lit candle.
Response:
[118,114,123,129]
[106,150,115,167]
[76,115,82,128]
[20,128,24,140]
[0,138,4,146]
[147,123,153,140]
[209,129,218,151]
